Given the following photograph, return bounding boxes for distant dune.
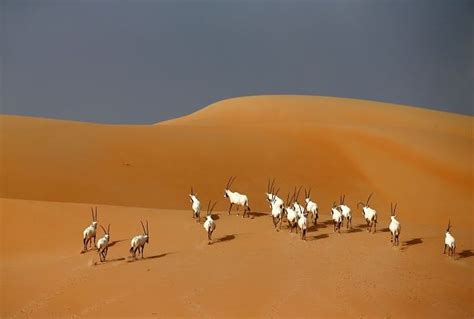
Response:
[1,95,472,224]
[1,95,473,318]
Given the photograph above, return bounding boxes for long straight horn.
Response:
[393,203,398,215]
[390,202,393,216]
[100,225,107,234]
[339,195,342,205]
[304,188,307,199]
[357,202,365,208]
[95,207,98,221]
[146,220,149,236]
[447,219,451,231]
[107,224,110,234]
[226,177,232,189]
[210,202,217,214]
[191,186,194,195]
[140,221,146,234]
[91,207,94,221]
[366,193,373,206]
[308,188,311,198]
[207,200,211,216]
[295,186,302,202]
[267,179,270,193]
[230,176,236,188]
[342,195,346,204]
[270,178,276,194]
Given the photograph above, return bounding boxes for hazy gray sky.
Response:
[2,0,473,123]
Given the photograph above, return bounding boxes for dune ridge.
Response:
[1,96,472,224]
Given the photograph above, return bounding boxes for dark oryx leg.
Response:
[228,203,233,215]
[443,244,447,254]
[83,238,87,252]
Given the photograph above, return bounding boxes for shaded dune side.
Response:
[1,95,472,226]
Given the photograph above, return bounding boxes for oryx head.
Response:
[224,176,236,198]
[100,224,110,240]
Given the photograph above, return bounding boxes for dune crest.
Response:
[0,95,472,225]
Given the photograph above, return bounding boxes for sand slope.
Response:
[1,95,473,317]
[1,198,473,318]
[1,96,472,224]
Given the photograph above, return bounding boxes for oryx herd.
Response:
[81,207,150,261]
[81,177,457,262]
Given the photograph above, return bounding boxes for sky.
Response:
[2,0,473,124]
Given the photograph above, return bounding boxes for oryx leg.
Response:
[228,203,233,215]
[443,244,447,254]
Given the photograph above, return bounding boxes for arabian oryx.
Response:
[130,221,150,259]
[189,186,201,222]
[444,220,456,257]
[389,203,401,246]
[82,207,99,252]
[224,176,251,218]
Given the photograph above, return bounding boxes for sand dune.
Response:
[1,95,473,317]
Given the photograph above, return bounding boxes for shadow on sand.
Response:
[378,227,390,233]
[108,239,128,247]
[399,238,423,251]
[249,212,267,218]
[457,249,474,259]
[212,234,236,244]
[311,233,330,240]
[126,252,172,263]
[345,228,362,234]
[93,257,127,266]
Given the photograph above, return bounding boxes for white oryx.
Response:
[189,186,201,222]
[269,190,284,231]
[224,176,251,218]
[297,206,308,240]
[389,203,401,246]
[82,207,99,252]
[266,178,284,209]
[338,195,352,229]
[130,221,150,259]
[444,220,456,257]
[203,201,217,244]
[304,188,319,226]
[96,224,110,262]
[330,201,343,233]
[285,192,299,233]
[292,187,305,218]
[358,193,377,233]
